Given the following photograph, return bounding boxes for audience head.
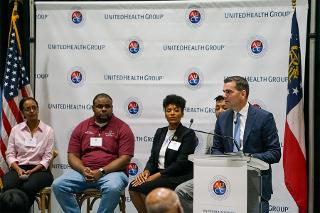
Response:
[0,189,30,213]
[214,95,227,118]
[162,95,186,130]
[92,93,113,124]
[19,97,39,121]
[145,187,184,213]
[223,76,249,112]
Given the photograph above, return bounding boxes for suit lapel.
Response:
[158,127,168,150]
[225,110,234,152]
[243,105,256,148]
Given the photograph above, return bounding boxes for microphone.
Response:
[189,118,194,128]
[189,128,241,152]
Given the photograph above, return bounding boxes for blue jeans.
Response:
[52,170,128,213]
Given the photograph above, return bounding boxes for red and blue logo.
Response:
[70,71,82,84]
[208,175,230,200]
[188,72,200,86]
[186,6,204,27]
[247,36,267,58]
[213,180,227,195]
[68,67,86,87]
[128,101,139,115]
[127,158,142,179]
[128,40,140,54]
[250,40,263,54]
[185,69,202,89]
[125,97,143,118]
[71,11,83,24]
[189,10,201,24]
[127,163,139,176]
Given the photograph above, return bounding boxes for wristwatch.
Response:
[99,168,106,176]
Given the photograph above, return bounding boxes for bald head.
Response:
[145,188,184,213]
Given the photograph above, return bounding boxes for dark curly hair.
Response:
[163,94,186,111]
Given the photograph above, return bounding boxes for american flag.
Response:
[283,9,307,213]
[0,6,33,176]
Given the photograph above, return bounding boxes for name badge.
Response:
[25,138,37,147]
[168,141,181,151]
[90,137,102,146]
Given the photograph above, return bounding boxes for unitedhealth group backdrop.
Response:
[35,0,308,212]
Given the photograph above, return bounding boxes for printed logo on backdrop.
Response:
[247,35,267,58]
[126,37,143,57]
[186,5,204,27]
[125,97,143,118]
[36,13,48,20]
[35,73,49,80]
[185,68,202,89]
[127,158,142,180]
[67,67,86,87]
[48,103,92,111]
[269,205,290,212]
[69,8,86,27]
[135,135,154,143]
[232,75,288,83]
[208,175,231,200]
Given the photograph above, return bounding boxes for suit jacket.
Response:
[211,104,281,200]
[145,123,197,179]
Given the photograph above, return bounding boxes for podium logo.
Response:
[208,175,230,200]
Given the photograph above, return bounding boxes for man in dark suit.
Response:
[212,76,281,213]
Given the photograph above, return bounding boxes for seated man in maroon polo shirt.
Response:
[52,93,135,213]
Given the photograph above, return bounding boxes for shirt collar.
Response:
[20,120,44,132]
[233,102,249,118]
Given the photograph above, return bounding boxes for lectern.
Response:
[190,154,269,213]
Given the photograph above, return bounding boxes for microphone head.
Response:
[189,118,194,128]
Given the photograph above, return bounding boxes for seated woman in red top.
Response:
[2,97,54,208]
[129,94,197,213]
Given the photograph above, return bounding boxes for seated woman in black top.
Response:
[129,94,197,213]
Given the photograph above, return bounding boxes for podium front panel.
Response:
[194,158,247,213]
